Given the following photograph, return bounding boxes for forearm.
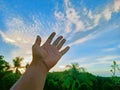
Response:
[10,32,70,90]
[10,59,48,90]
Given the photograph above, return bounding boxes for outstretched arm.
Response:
[10,32,70,90]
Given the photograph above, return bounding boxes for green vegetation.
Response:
[0,55,120,90]
[110,61,120,77]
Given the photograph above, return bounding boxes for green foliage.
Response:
[0,55,22,90]
[0,55,10,72]
[0,55,120,90]
[110,61,120,77]
[102,82,114,90]
[1,72,21,90]
[44,72,120,90]
[62,63,81,90]
[13,57,23,68]
[12,57,24,75]
[44,72,64,90]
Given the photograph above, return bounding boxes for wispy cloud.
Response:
[0,0,120,67]
[96,55,120,63]
[51,55,120,73]
[0,30,16,43]
[70,55,120,70]
[67,30,98,46]
[114,0,120,12]
[102,48,116,52]
[54,0,84,33]
[102,43,120,52]
[54,0,120,47]
[0,17,43,61]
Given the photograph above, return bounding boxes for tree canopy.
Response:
[0,55,120,90]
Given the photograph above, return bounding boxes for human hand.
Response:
[32,32,70,71]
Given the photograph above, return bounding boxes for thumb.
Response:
[34,35,41,46]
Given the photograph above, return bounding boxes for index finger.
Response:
[45,32,56,44]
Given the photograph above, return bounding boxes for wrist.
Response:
[31,59,49,73]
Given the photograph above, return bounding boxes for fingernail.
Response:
[52,32,56,35]
[60,36,63,38]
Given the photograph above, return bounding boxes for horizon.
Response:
[0,0,120,77]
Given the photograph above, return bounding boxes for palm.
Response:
[13,57,23,74]
[32,32,70,70]
[39,43,61,68]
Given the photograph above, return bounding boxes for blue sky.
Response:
[0,0,120,76]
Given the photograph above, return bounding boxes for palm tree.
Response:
[62,63,85,90]
[13,57,24,74]
[110,61,120,77]
[66,63,86,72]
[0,55,10,72]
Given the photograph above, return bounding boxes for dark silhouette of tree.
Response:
[110,61,120,77]
[13,57,24,74]
[0,55,10,72]
[1,72,21,90]
[0,55,12,90]
[102,82,114,90]
[66,63,86,72]
[1,55,120,90]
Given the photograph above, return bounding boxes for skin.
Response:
[10,32,70,90]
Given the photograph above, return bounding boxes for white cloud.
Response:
[88,10,93,19]
[55,0,85,33]
[54,11,65,20]
[96,55,120,63]
[58,65,66,69]
[102,43,120,52]
[53,0,120,47]
[0,30,34,61]
[85,0,120,29]
[103,6,112,21]
[74,55,120,66]
[65,0,120,46]
[75,55,120,70]
[92,0,120,22]
[0,30,16,43]
[1,0,120,67]
[102,48,116,52]
[67,30,98,46]
[95,55,120,65]
[65,1,85,32]
[51,55,120,73]
[0,17,46,62]
[114,0,120,12]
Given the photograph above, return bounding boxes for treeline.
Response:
[0,55,120,90]
[44,64,120,90]
[0,55,28,90]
